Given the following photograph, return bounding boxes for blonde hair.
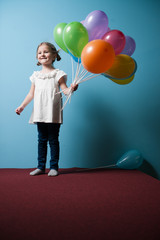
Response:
[36,42,61,66]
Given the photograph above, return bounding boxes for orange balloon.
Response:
[81,39,115,74]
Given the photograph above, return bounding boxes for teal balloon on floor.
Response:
[116,150,143,169]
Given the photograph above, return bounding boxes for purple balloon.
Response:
[83,10,109,41]
[121,36,136,56]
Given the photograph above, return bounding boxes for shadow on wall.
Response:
[139,160,159,179]
[73,91,126,168]
[136,90,160,180]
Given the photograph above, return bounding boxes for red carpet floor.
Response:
[0,168,160,240]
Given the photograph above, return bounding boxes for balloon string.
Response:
[77,73,100,84]
[78,68,87,79]
[74,164,116,172]
[74,59,83,83]
[55,86,71,95]
[58,62,100,110]
[77,67,87,77]
[61,72,100,110]
[76,69,88,83]
[61,90,72,111]
[71,57,74,83]
[74,59,80,83]
[56,72,99,95]
[75,60,82,82]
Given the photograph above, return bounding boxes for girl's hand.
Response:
[15,106,24,115]
[59,77,78,95]
[71,83,78,92]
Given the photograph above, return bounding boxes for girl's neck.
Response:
[41,65,55,73]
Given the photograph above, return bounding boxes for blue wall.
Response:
[0,0,160,179]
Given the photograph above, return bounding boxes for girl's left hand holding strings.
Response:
[59,76,78,95]
[71,83,78,92]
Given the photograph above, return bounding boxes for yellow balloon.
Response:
[104,54,136,79]
[110,75,135,85]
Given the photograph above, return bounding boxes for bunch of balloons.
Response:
[53,10,137,108]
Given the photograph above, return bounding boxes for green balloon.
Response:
[63,22,89,58]
[53,23,68,53]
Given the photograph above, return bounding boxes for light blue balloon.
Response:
[67,50,81,63]
[116,150,143,169]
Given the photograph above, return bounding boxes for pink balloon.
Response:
[102,30,126,55]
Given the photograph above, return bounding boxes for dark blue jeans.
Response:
[37,123,61,171]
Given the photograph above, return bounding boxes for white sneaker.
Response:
[48,169,58,177]
[30,169,45,176]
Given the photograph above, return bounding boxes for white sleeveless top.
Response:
[29,69,67,124]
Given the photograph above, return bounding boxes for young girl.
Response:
[15,42,78,176]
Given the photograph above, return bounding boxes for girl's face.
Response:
[37,44,56,66]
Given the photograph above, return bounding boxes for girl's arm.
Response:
[15,83,35,115]
[59,77,78,95]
